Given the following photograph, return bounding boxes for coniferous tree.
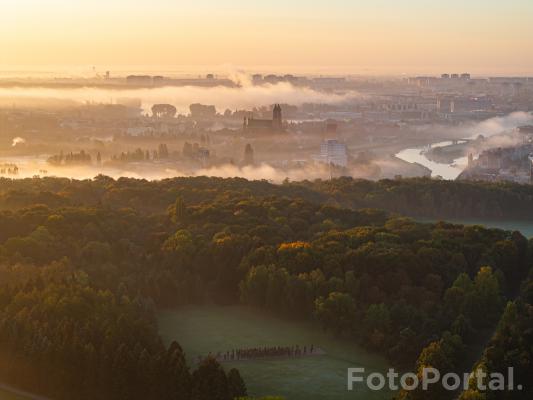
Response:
[227,368,247,399]
[191,357,230,400]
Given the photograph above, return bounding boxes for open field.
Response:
[158,305,392,400]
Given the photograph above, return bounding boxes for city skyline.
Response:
[1,0,532,75]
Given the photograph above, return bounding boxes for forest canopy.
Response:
[0,176,531,399]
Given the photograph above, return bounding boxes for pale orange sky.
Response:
[1,0,532,75]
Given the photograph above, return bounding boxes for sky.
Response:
[1,0,532,75]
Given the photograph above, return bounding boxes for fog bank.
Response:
[0,82,357,113]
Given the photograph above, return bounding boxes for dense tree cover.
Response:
[191,358,247,400]
[0,176,319,213]
[458,272,533,400]
[0,206,247,398]
[5,175,533,220]
[0,176,532,399]
[395,267,509,400]
[394,270,533,400]
[239,219,529,366]
[0,260,246,400]
[295,177,533,219]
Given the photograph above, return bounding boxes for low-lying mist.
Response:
[0,81,357,113]
[414,111,533,140]
[465,112,533,138]
[2,110,532,183]
[2,156,380,183]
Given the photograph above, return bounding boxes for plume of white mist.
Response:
[226,69,253,87]
[0,82,358,114]
[413,112,533,140]
[466,112,533,138]
[11,137,26,147]
[481,133,523,149]
[187,161,379,183]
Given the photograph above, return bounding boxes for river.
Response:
[395,112,533,180]
[395,140,468,180]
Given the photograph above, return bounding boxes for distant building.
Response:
[252,74,263,84]
[478,150,503,169]
[243,104,283,133]
[190,104,217,118]
[325,121,338,136]
[489,77,529,84]
[459,144,533,184]
[153,76,167,85]
[453,96,493,112]
[317,139,348,167]
[312,77,346,89]
[126,75,153,85]
[407,76,438,87]
[386,103,418,111]
[440,72,470,80]
[126,75,168,85]
[518,126,533,134]
[437,96,455,113]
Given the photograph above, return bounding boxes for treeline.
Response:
[4,176,533,220]
[295,177,533,220]
[110,144,171,163]
[47,150,93,166]
[0,175,317,212]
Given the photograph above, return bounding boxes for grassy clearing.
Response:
[158,305,392,400]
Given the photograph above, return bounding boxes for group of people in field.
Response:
[199,344,318,363]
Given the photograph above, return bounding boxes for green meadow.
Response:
[158,305,392,400]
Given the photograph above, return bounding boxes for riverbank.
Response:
[395,142,467,179]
